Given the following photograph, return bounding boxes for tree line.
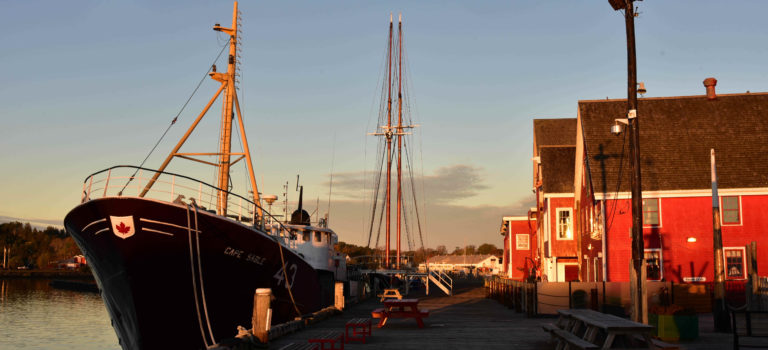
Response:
[335,241,503,266]
[0,222,81,269]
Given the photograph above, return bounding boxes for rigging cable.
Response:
[118,39,231,196]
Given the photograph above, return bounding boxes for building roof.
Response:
[534,118,577,150]
[579,92,768,193]
[428,254,498,265]
[540,146,576,193]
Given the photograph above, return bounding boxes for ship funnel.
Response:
[290,186,311,226]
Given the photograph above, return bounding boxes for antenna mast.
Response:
[138,1,263,222]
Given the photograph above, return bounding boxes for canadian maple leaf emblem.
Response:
[115,222,131,234]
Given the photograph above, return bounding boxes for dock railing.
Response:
[485,276,743,318]
[428,269,453,296]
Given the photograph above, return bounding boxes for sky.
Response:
[1,1,767,250]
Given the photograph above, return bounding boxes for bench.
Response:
[732,310,768,349]
[630,334,679,350]
[345,318,372,344]
[550,328,598,350]
[371,308,388,319]
[308,330,345,350]
[277,343,319,350]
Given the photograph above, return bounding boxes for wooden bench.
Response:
[277,343,319,350]
[308,330,344,350]
[550,328,598,350]
[345,318,372,344]
[732,310,768,349]
[630,334,679,350]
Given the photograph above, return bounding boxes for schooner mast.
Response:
[371,13,415,269]
[138,1,262,221]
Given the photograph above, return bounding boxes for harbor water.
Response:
[0,278,120,350]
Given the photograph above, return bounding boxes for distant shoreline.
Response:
[0,269,94,280]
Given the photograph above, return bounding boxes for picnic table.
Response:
[379,288,403,301]
[553,309,658,349]
[371,298,429,328]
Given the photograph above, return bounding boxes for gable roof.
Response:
[540,146,576,193]
[579,93,768,194]
[428,254,498,265]
[534,118,577,151]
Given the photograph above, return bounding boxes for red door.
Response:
[564,265,579,282]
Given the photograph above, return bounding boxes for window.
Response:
[642,198,660,226]
[644,249,662,280]
[556,209,572,240]
[516,234,529,250]
[725,248,745,279]
[314,231,322,243]
[722,196,741,225]
[302,231,309,242]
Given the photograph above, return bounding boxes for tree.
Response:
[435,245,447,255]
[477,243,498,255]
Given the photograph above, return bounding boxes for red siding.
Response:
[503,218,537,280]
[601,194,768,282]
[549,197,577,257]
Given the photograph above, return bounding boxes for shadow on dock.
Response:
[269,278,551,349]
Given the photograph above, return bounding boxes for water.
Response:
[0,279,120,350]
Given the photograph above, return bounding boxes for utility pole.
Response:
[609,0,646,323]
[711,149,729,331]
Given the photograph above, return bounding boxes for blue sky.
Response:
[1,1,766,250]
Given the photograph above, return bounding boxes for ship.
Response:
[63,3,345,349]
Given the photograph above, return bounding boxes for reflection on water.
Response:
[0,279,120,350]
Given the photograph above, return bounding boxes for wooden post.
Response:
[335,282,345,310]
[252,288,272,343]
[711,149,729,331]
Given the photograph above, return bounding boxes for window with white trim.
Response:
[644,249,662,281]
[725,247,746,279]
[722,196,741,225]
[516,234,529,250]
[642,198,660,226]
[556,208,572,240]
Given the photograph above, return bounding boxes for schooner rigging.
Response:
[367,13,425,269]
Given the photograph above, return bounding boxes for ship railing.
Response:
[80,165,267,228]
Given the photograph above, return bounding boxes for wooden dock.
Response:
[266,278,737,349]
[269,279,551,349]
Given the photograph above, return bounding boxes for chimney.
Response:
[703,77,717,100]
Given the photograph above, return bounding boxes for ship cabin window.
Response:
[326,232,331,245]
[315,231,322,243]
[302,231,310,242]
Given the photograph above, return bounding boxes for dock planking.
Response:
[269,278,550,349]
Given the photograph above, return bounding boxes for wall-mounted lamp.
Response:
[611,118,629,136]
[687,237,697,243]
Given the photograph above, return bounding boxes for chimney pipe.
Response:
[703,77,717,100]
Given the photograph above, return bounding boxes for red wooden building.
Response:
[501,215,537,280]
[574,79,768,282]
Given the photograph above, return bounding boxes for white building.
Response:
[419,254,501,275]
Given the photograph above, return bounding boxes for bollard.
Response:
[252,288,272,343]
[335,282,345,310]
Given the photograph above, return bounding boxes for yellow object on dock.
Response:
[379,288,403,301]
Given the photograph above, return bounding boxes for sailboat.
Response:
[367,14,425,271]
[63,3,345,349]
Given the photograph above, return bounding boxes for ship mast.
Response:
[385,14,394,268]
[139,1,263,221]
[396,13,403,270]
[371,14,414,269]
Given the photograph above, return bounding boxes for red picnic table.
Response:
[371,298,430,328]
